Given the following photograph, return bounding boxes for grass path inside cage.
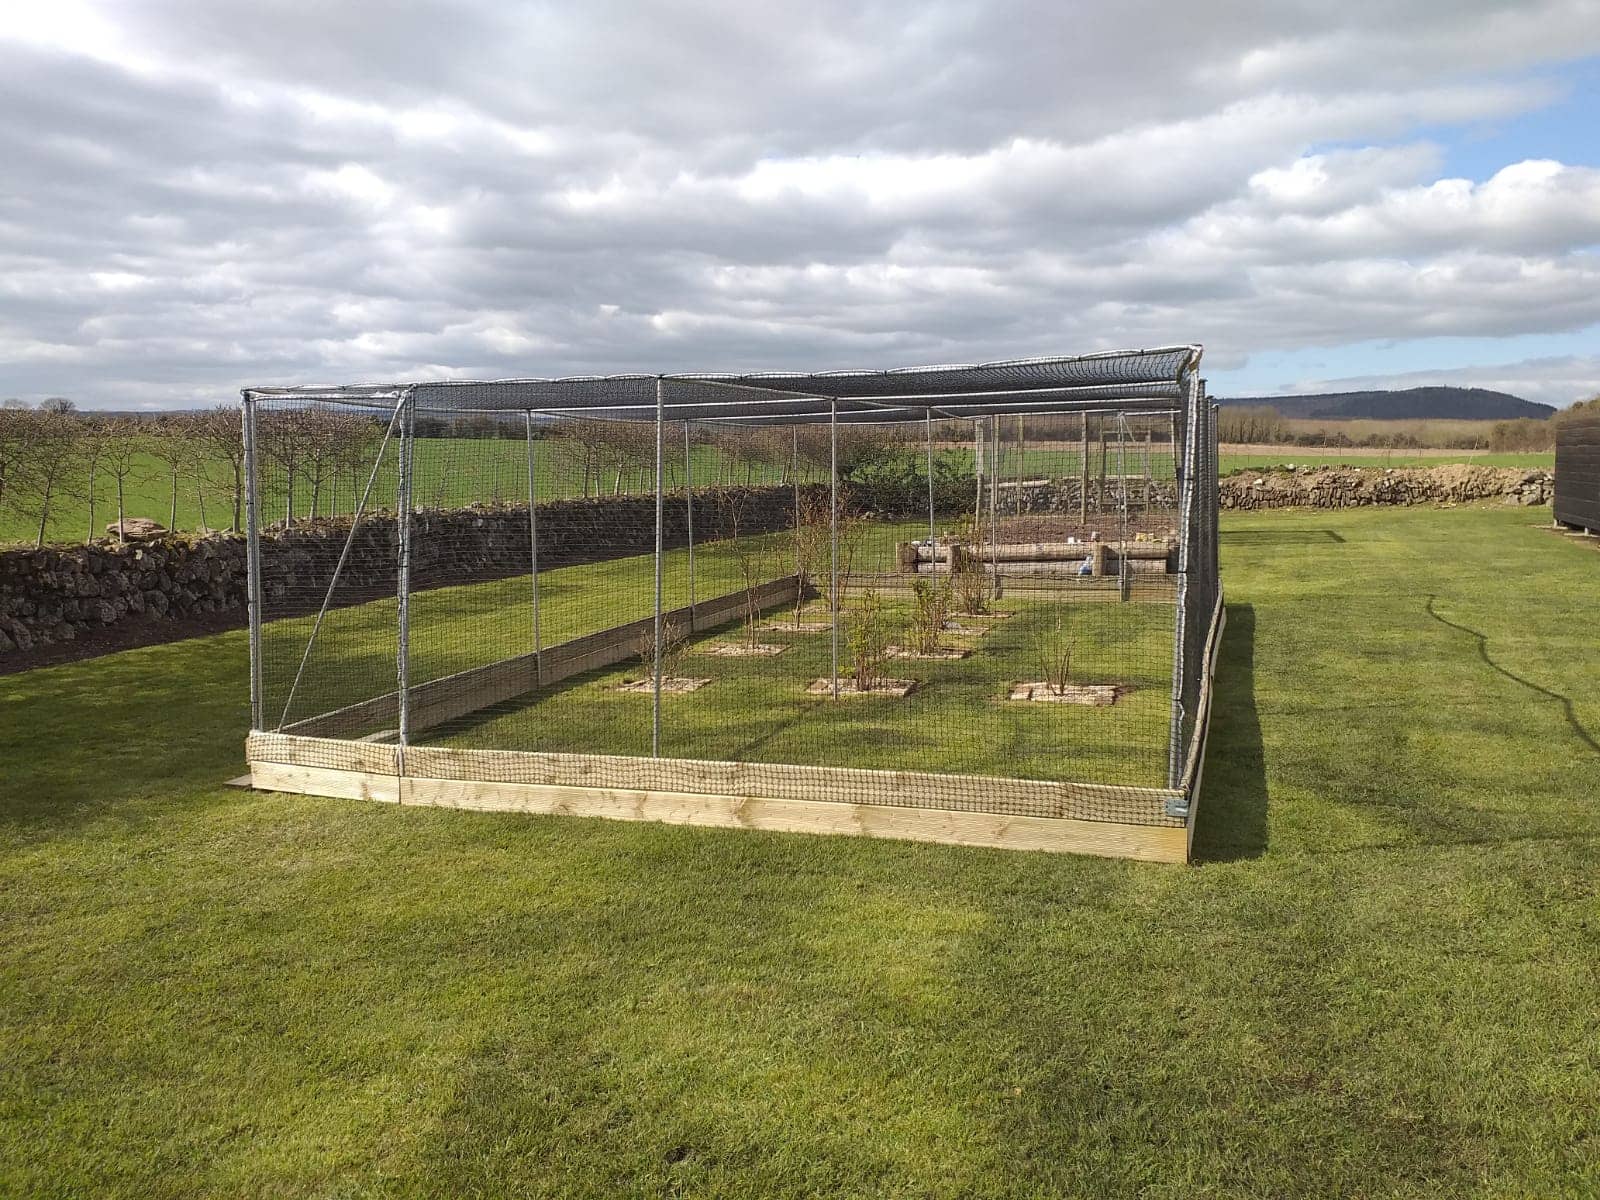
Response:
[257,517,1166,744]
[422,591,1173,788]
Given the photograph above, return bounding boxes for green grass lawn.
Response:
[0,439,826,548]
[430,591,1174,791]
[3,505,1598,1197]
[263,520,1173,789]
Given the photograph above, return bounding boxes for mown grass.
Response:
[2,505,1598,1197]
[433,589,1173,789]
[262,519,1171,786]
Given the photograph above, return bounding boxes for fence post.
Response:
[925,410,936,569]
[830,399,839,699]
[988,415,1000,596]
[1168,371,1201,787]
[241,391,263,732]
[1079,411,1089,526]
[686,419,696,612]
[396,388,415,773]
[525,410,542,677]
[652,379,666,756]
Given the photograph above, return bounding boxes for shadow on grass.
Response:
[1424,594,1599,756]
[1218,528,1345,544]
[1191,603,1268,862]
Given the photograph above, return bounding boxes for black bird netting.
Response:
[242,349,1221,844]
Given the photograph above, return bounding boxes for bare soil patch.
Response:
[885,645,971,661]
[1006,682,1121,705]
[805,677,919,698]
[618,677,711,694]
[759,620,833,633]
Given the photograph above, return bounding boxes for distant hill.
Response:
[1216,386,1555,421]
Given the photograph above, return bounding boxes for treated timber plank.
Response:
[244,765,1190,862]
[399,745,1181,824]
[250,735,1183,825]
[1182,591,1226,859]
[250,760,401,803]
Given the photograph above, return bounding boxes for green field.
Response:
[1,429,1555,549]
[3,505,1599,1197]
[0,439,820,547]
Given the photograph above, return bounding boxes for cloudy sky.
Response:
[3,0,1599,409]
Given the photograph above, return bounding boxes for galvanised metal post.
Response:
[988,415,1000,596]
[791,424,801,593]
[829,398,839,699]
[525,409,542,676]
[925,409,936,568]
[241,391,263,731]
[652,378,665,756]
[1117,412,1130,602]
[396,388,415,772]
[1168,369,1201,788]
[685,418,696,611]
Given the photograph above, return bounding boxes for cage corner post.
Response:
[1167,368,1201,788]
[524,409,543,682]
[829,398,839,699]
[685,417,696,613]
[395,387,416,777]
[925,409,936,570]
[241,389,263,733]
[652,377,666,756]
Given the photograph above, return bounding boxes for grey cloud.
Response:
[3,2,1600,407]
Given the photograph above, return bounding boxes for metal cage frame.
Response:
[240,346,1223,862]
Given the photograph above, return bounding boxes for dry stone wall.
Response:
[0,485,807,659]
[1219,465,1552,511]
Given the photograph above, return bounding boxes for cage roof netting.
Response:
[243,344,1201,424]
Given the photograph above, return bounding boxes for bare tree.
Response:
[101,416,149,541]
[148,413,194,532]
[0,405,31,523]
[13,409,83,547]
[195,407,246,533]
[552,420,608,498]
[78,416,112,542]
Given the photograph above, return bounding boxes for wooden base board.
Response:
[247,760,1190,863]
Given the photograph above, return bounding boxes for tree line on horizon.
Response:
[1217,397,1600,452]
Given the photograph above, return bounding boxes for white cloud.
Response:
[1,1,1600,407]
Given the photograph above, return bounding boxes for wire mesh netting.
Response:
[244,351,1220,830]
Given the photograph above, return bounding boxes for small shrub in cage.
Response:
[951,542,990,615]
[908,577,952,655]
[846,587,895,693]
[634,621,689,683]
[792,490,831,625]
[1034,608,1075,697]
